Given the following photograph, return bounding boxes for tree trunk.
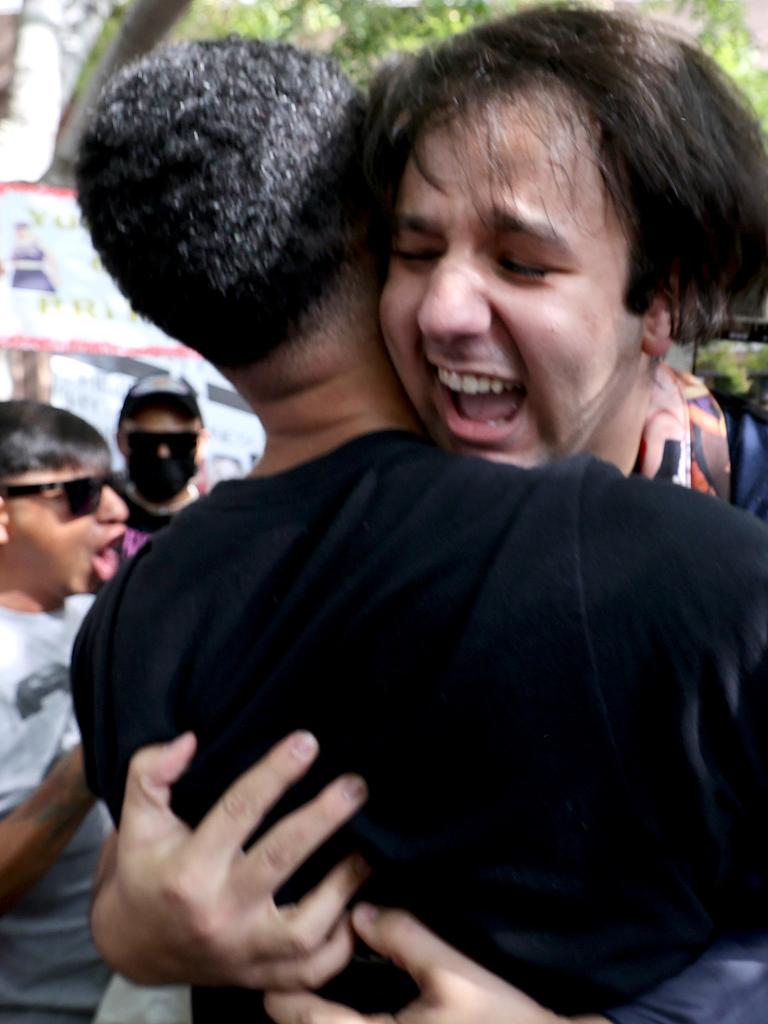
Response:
[59,0,117,108]
[0,0,63,182]
[49,0,193,186]
[0,0,116,183]
[0,5,21,116]
[7,350,51,401]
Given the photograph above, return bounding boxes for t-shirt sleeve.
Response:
[71,555,141,823]
[604,930,768,1024]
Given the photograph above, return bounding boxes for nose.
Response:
[157,442,172,459]
[417,262,492,343]
[97,484,129,524]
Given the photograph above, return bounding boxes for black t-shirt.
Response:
[73,431,768,1018]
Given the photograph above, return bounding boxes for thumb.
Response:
[351,905,468,989]
[118,732,197,839]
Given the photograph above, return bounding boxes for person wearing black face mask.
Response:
[116,375,207,559]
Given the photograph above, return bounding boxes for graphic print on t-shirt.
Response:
[15,664,70,719]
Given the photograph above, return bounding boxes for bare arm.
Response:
[91,730,370,988]
[0,743,95,914]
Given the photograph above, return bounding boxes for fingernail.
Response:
[170,731,195,753]
[290,731,318,761]
[342,775,368,803]
[353,902,379,925]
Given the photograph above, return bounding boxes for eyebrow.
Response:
[392,214,441,236]
[393,208,574,258]
[491,208,569,250]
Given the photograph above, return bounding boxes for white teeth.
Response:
[437,367,517,395]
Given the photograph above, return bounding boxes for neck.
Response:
[232,293,423,479]
[126,480,199,515]
[0,581,63,614]
[587,360,657,476]
[252,361,422,477]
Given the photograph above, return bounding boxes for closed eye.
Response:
[391,249,442,262]
[499,257,547,279]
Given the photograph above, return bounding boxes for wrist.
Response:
[51,746,94,806]
[92,881,163,983]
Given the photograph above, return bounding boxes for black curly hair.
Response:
[77,37,369,368]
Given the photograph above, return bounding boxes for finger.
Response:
[190,731,321,861]
[118,733,197,840]
[350,906,468,989]
[235,774,368,901]
[246,914,355,990]
[264,990,391,1024]
[351,908,546,1018]
[280,853,371,949]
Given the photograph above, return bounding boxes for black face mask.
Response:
[128,453,197,504]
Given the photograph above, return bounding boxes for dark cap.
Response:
[118,374,202,425]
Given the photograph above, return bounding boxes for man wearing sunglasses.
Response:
[0,399,127,1022]
[116,374,208,559]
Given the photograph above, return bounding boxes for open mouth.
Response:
[91,533,124,582]
[437,366,526,425]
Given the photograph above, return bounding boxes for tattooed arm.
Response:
[0,744,96,914]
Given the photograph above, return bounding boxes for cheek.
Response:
[64,535,97,589]
[380,278,421,370]
[49,520,92,564]
[515,282,620,390]
[510,300,589,393]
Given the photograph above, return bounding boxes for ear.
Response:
[116,426,130,459]
[195,427,211,465]
[641,289,674,360]
[0,498,9,546]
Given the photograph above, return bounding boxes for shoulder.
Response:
[64,594,95,627]
[369,448,610,569]
[716,391,768,521]
[376,439,599,509]
[716,390,768,428]
[581,460,768,560]
[578,464,768,655]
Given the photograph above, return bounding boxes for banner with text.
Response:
[0,183,199,359]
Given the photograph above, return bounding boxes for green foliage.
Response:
[72,0,134,100]
[171,0,768,118]
[654,0,768,129]
[174,0,512,84]
[745,344,768,374]
[695,344,751,395]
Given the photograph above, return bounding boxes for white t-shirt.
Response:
[0,595,92,814]
[0,595,112,1023]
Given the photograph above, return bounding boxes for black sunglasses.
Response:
[126,431,198,458]
[0,474,115,517]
